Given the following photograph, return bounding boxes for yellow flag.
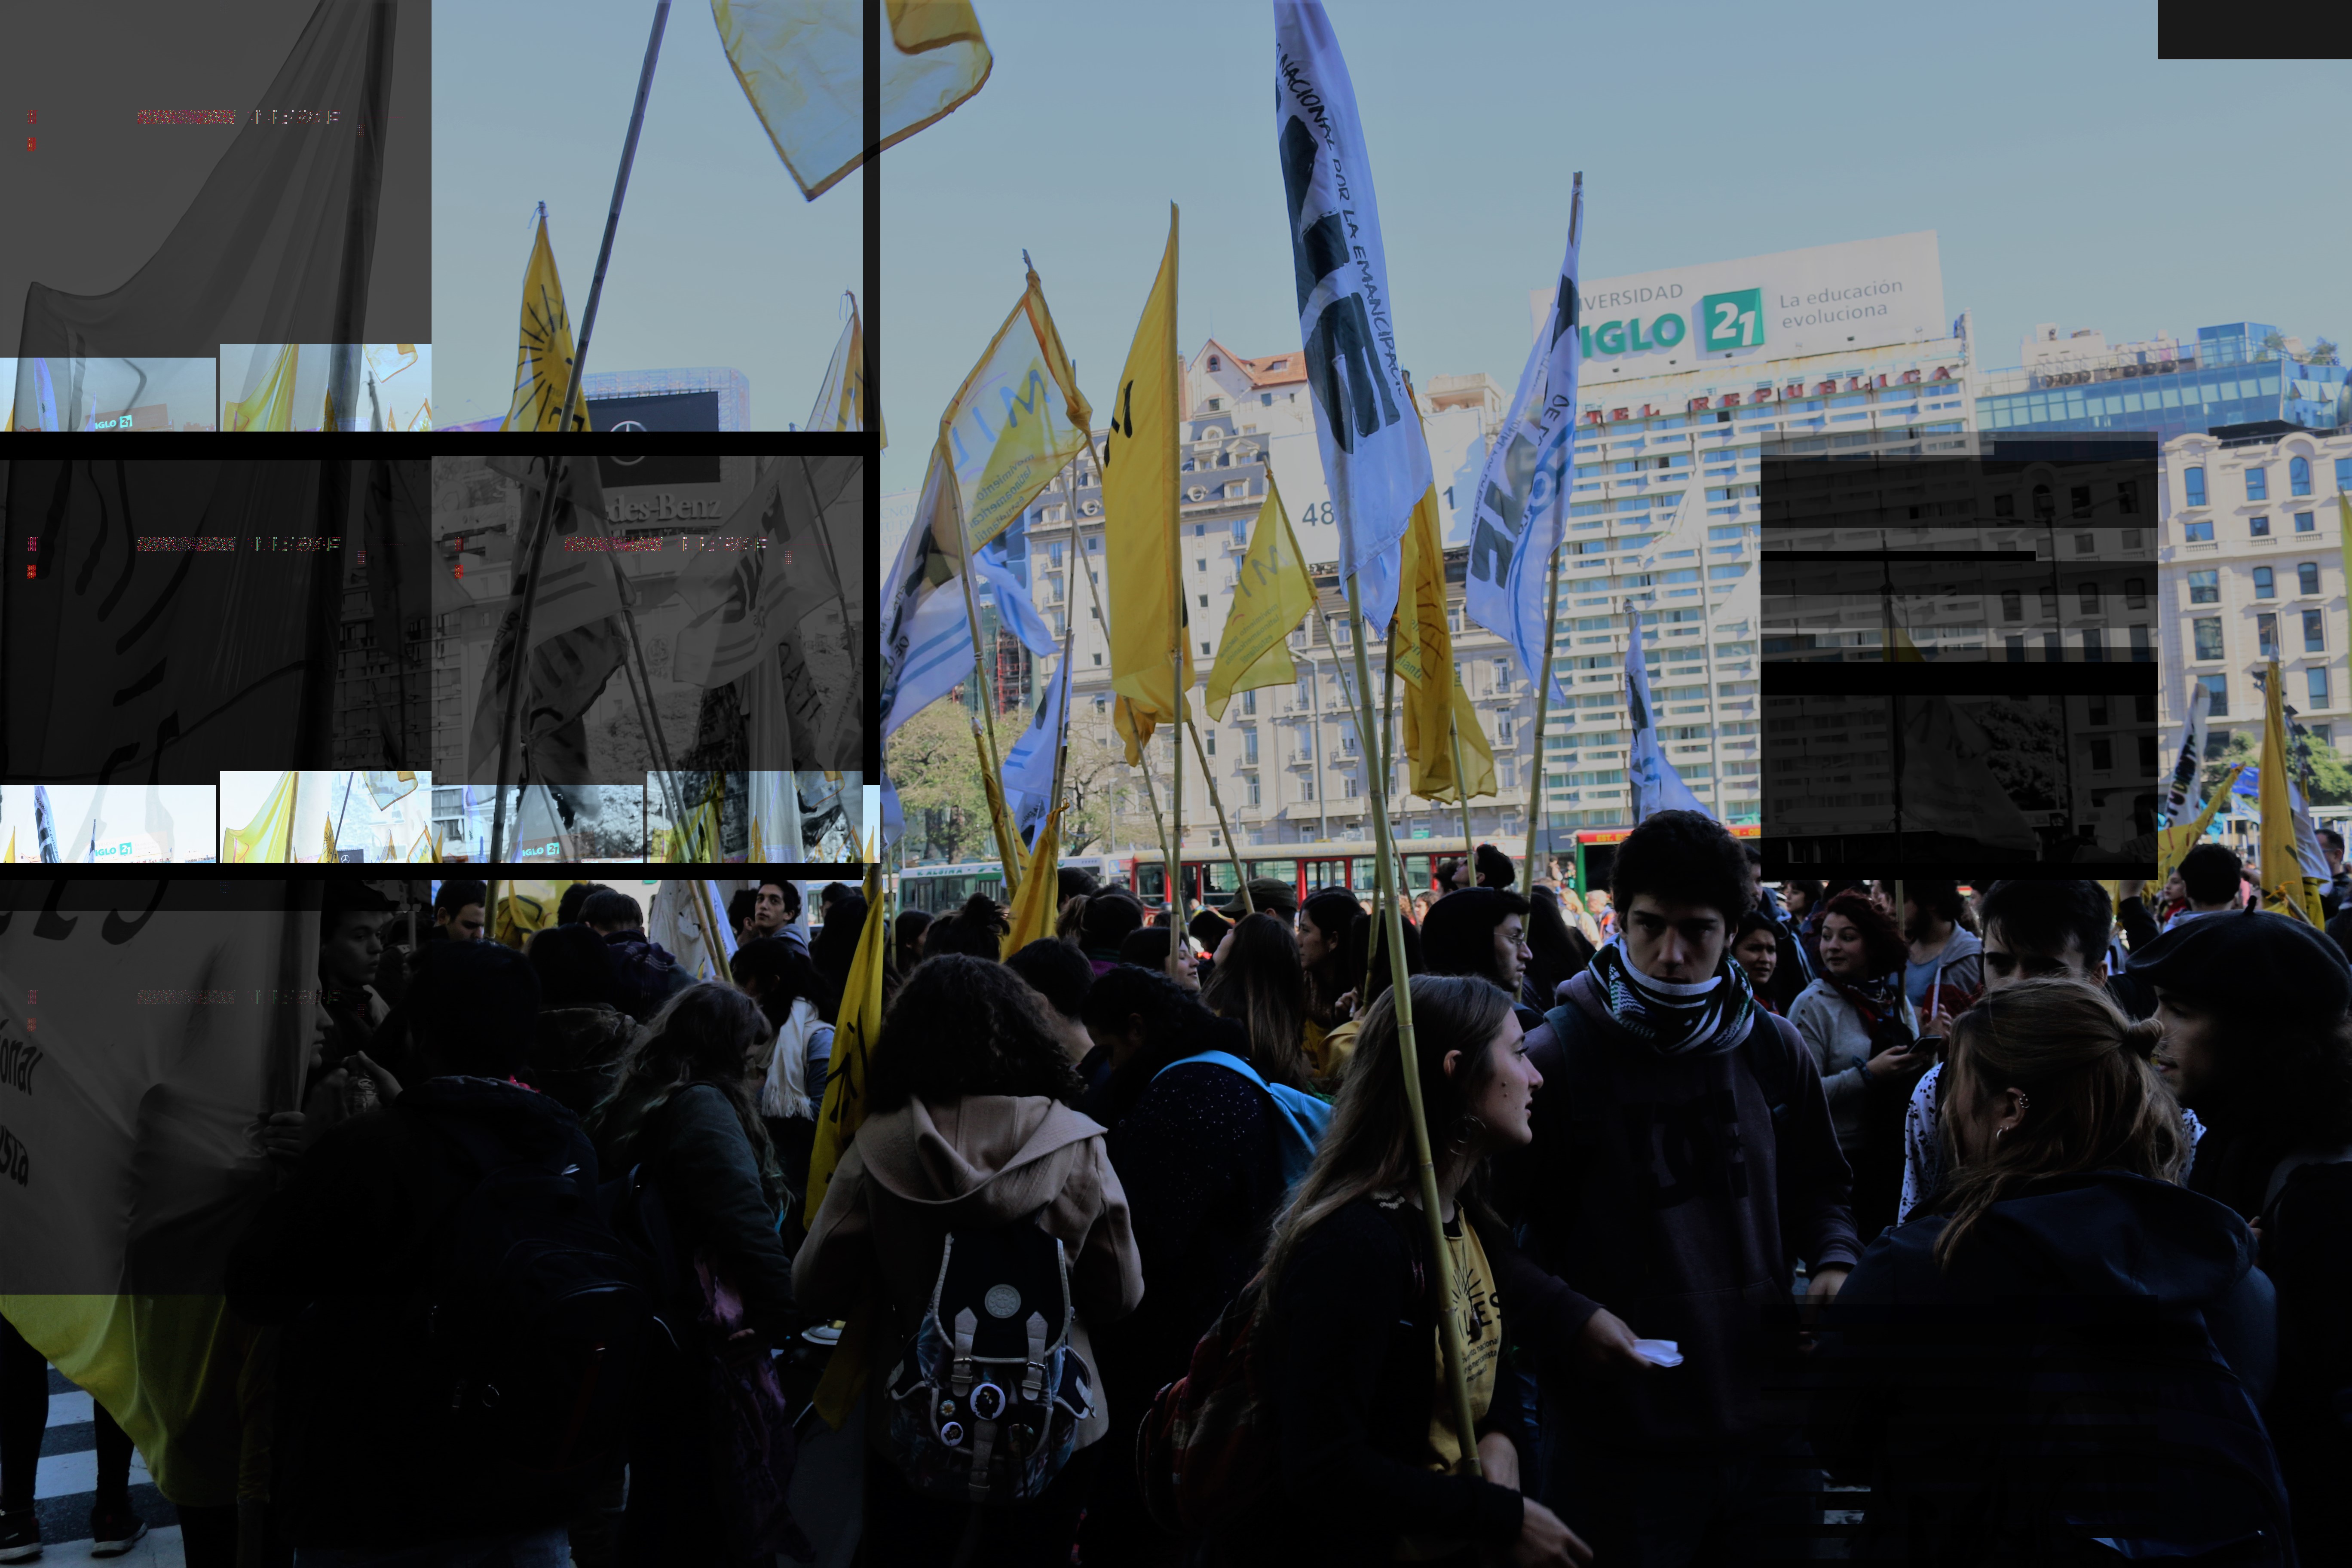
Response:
[224,343,297,432]
[1420,683,1499,804]
[4,827,13,862]
[322,384,335,433]
[2159,762,2245,885]
[323,813,338,864]
[923,266,1092,557]
[1392,385,1491,799]
[1106,207,1190,760]
[807,863,886,1226]
[2258,661,2322,925]
[1884,585,1925,662]
[713,0,991,201]
[222,771,297,862]
[1000,804,1063,958]
[493,881,575,946]
[500,211,589,432]
[807,297,866,432]
[1205,476,1314,720]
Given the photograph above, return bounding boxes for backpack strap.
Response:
[1738,1012,1798,1127]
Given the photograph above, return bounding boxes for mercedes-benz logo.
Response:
[609,421,647,455]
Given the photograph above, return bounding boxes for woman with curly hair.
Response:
[1789,889,1928,1241]
[794,955,1143,1566]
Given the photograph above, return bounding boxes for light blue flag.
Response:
[1462,194,1586,704]
[1002,654,1071,846]
[972,530,1057,658]
[1625,631,1708,821]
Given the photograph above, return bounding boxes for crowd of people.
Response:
[6,841,2349,1567]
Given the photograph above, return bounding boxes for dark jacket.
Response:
[1228,1197,1531,1565]
[1504,971,1861,1453]
[225,1076,597,1549]
[601,928,690,1021]
[596,1082,796,1338]
[1809,1170,2289,1565]
[526,1003,637,1121]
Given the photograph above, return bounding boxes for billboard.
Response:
[589,390,720,434]
[1531,231,1948,372]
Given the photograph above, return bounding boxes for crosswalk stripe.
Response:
[36,1444,155,1503]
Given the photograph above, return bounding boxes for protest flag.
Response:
[2161,677,2211,827]
[2259,660,2324,925]
[499,207,589,432]
[1395,389,1493,802]
[1105,205,1189,765]
[1463,198,1584,700]
[1625,630,1709,821]
[1000,805,1063,959]
[807,294,868,432]
[805,864,888,1425]
[714,0,990,200]
[1274,0,1429,638]
[1204,476,1314,721]
[224,343,298,432]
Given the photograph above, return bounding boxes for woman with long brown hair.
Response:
[1220,975,1590,1568]
[1199,913,1314,1090]
[1810,978,2289,1565]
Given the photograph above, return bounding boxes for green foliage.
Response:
[890,701,990,864]
[2308,339,2340,367]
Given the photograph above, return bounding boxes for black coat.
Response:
[1810,1170,2289,1565]
[225,1075,598,1550]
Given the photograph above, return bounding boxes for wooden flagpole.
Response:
[1183,700,1252,916]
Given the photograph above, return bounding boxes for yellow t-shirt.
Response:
[1397,1213,1501,1560]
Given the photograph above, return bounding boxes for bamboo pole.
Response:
[1519,542,1565,897]
[1185,698,1252,916]
[1342,567,1481,1479]
[1448,709,1477,854]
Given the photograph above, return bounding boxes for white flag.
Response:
[1003,653,1072,847]
[881,449,977,738]
[1899,698,2040,852]
[1625,632,1708,821]
[672,456,854,689]
[2160,679,2209,827]
[1273,0,1427,637]
[481,455,632,646]
[1464,201,1585,703]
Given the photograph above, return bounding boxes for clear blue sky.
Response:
[434,0,861,430]
[880,0,2346,498]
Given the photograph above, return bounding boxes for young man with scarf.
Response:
[1502,811,1859,1565]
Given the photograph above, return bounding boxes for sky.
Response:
[434,0,862,431]
[880,0,2349,499]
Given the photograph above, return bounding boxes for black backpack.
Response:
[881,1216,1095,1507]
[404,1102,663,1486]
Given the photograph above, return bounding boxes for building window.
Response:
[2005,634,2026,661]
[2194,617,2225,660]
[2256,614,2277,658]
[1343,774,1361,799]
[1207,398,1223,411]
[2118,479,2140,514]
[2185,467,2206,506]
[1243,728,1259,764]
[2312,668,2332,709]
[2090,738,2113,772]
[2338,457,2352,491]
[2250,515,2270,537]
[1261,392,1273,406]
[2074,532,2096,554]
[2084,627,2105,662]
[2131,624,2153,661]
[1241,689,1256,717]
[2183,519,2214,543]
[2077,582,2100,614]
[2291,456,2311,496]
[1246,775,1260,807]
[2296,511,2316,534]
[1204,732,1216,757]
[1300,778,1314,802]
[2189,570,2220,603]
[2070,486,2092,518]
[2141,735,2160,770]
[1208,355,1221,371]
[2000,589,2022,621]
[2247,467,2268,501]
[2199,674,2228,716]
[2306,609,2327,652]
[2300,561,2322,595]
[1494,658,1511,690]
[2124,577,2147,609]
[2253,567,2275,599]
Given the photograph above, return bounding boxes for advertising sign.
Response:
[1530,232,1947,371]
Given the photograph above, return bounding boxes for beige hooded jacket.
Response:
[793,1093,1145,1450]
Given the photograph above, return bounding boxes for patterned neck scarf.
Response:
[1587,934,1756,1057]
[1830,971,1914,1054]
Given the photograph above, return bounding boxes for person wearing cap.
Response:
[2131,907,2352,1563]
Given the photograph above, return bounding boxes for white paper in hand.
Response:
[1633,1338,1683,1367]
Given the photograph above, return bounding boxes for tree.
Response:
[2196,726,2352,808]
[2308,338,2340,367]
[889,700,990,864]
[2259,330,2288,362]
[1972,697,2064,811]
